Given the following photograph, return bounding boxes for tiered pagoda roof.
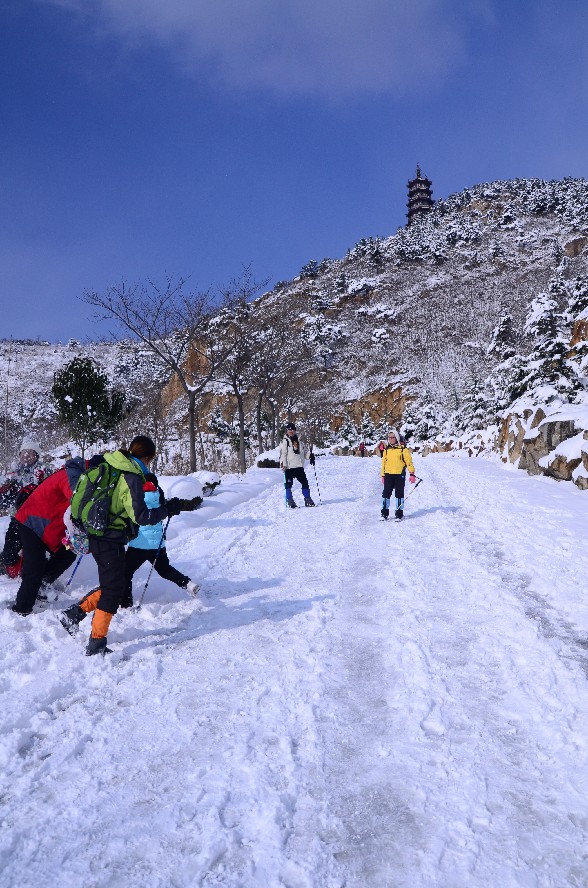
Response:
[407,165,434,225]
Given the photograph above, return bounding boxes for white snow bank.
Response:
[2,456,588,886]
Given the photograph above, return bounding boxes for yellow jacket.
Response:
[381,445,415,475]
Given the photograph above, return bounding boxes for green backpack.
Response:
[70,461,121,537]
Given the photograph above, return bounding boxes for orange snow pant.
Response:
[77,587,113,638]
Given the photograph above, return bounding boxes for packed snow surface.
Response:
[1,455,588,887]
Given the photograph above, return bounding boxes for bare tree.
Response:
[82,276,228,471]
[213,269,270,473]
[248,305,307,453]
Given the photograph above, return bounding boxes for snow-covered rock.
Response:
[165,476,204,500]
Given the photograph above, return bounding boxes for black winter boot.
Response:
[304,497,315,507]
[59,604,87,637]
[10,603,32,616]
[85,636,112,656]
[394,508,404,520]
[380,507,389,520]
[286,499,298,509]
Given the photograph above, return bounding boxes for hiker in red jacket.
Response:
[10,458,85,615]
[0,437,53,578]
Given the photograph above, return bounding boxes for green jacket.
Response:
[102,450,168,542]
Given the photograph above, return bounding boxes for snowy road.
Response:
[1,455,588,887]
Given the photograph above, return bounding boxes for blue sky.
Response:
[1,0,587,340]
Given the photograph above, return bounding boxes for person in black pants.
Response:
[279,422,316,508]
[121,471,199,606]
[16,525,76,611]
[60,436,197,655]
[124,548,194,605]
[380,429,416,520]
[10,459,84,615]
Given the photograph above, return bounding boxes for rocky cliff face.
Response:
[496,406,588,490]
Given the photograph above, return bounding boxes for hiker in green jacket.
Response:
[60,435,197,655]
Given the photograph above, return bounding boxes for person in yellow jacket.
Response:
[380,429,416,521]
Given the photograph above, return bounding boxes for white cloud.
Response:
[40,0,494,99]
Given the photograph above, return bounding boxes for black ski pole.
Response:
[311,460,323,505]
[133,516,172,612]
[403,477,423,502]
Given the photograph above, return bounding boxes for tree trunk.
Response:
[187,390,197,472]
[269,400,277,449]
[195,407,206,468]
[256,393,264,454]
[151,408,160,473]
[236,392,247,474]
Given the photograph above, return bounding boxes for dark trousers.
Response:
[284,467,310,492]
[89,537,127,615]
[14,523,76,614]
[1,518,22,566]
[124,547,189,604]
[382,473,405,508]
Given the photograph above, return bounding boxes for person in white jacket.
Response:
[279,422,315,509]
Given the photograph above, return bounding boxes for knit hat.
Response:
[285,422,296,431]
[19,437,41,455]
[388,428,400,443]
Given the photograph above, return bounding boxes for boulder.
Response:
[498,408,545,465]
[331,446,350,456]
[543,453,582,481]
[519,419,576,476]
[564,235,588,258]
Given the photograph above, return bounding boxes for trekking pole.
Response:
[64,554,84,592]
[403,477,423,502]
[134,516,172,612]
[311,461,323,505]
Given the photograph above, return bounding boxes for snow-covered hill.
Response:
[1,455,588,887]
[2,177,588,476]
[260,177,588,414]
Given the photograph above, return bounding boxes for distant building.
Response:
[406,165,434,225]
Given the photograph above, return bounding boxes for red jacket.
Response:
[15,458,85,552]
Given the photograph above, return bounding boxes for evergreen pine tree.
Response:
[454,373,489,432]
[52,357,126,456]
[563,276,588,390]
[208,407,233,441]
[337,411,358,446]
[563,276,588,323]
[359,411,376,444]
[521,284,577,400]
[402,393,443,442]
[374,414,389,442]
[487,314,517,361]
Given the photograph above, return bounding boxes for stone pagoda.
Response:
[406,165,434,225]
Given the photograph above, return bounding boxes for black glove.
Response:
[174,497,202,512]
[309,453,316,467]
[166,497,183,517]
